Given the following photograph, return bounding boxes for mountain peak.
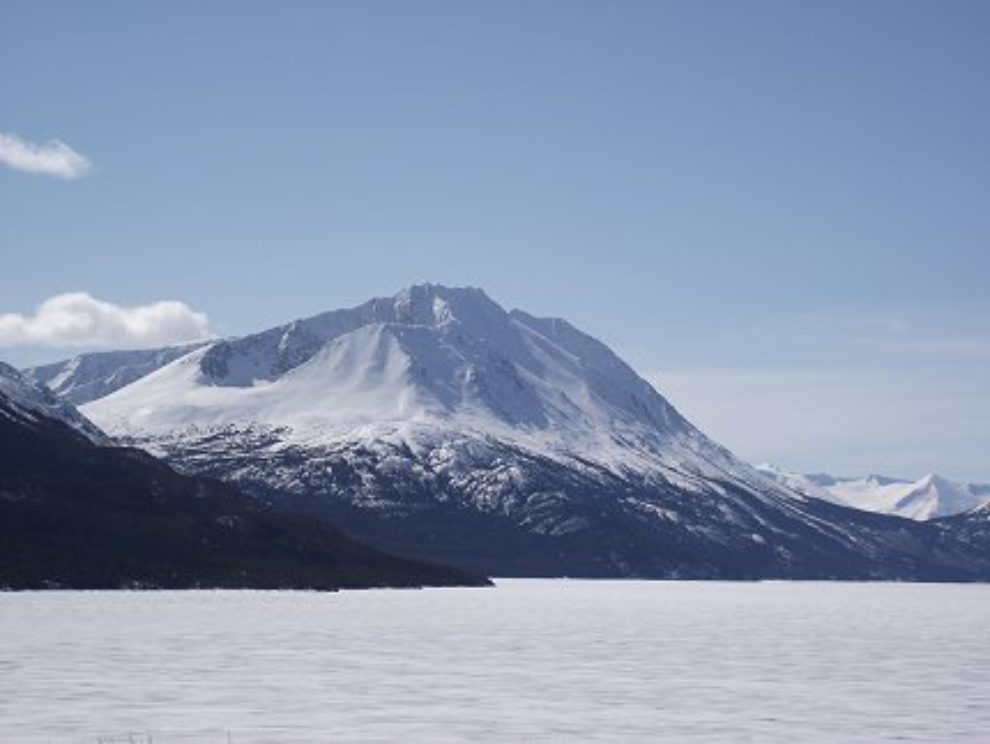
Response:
[81,284,712,471]
[394,282,493,304]
[388,283,507,330]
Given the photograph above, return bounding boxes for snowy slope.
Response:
[25,343,208,406]
[0,362,108,444]
[753,463,843,505]
[756,464,990,520]
[826,473,990,520]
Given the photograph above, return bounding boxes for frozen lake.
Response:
[1,580,988,742]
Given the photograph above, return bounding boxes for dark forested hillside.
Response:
[0,391,489,591]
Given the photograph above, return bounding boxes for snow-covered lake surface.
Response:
[2,580,988,742]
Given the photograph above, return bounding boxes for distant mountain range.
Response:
[755,464,990,520]
[0,362,488,590]
[28,343,208,406]
[20,284,990,581]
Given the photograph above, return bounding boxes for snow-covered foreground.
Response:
[2,581,988,742]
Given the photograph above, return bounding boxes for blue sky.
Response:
[2,1,988,479]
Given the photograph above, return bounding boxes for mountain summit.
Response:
[29,284,990,580]
[84,283,710,472]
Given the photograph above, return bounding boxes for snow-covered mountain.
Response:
[25,343,208,406]
[82,285,764,488]
[41,284,990,579]
[0,362,108,444]
[825,473,990,520]
[756,464,990,520]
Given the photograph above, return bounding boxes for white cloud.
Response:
[0,132,92,179]
[0,293,212,349]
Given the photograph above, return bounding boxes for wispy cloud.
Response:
[0,132,92,179]
[0,293,212,349]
